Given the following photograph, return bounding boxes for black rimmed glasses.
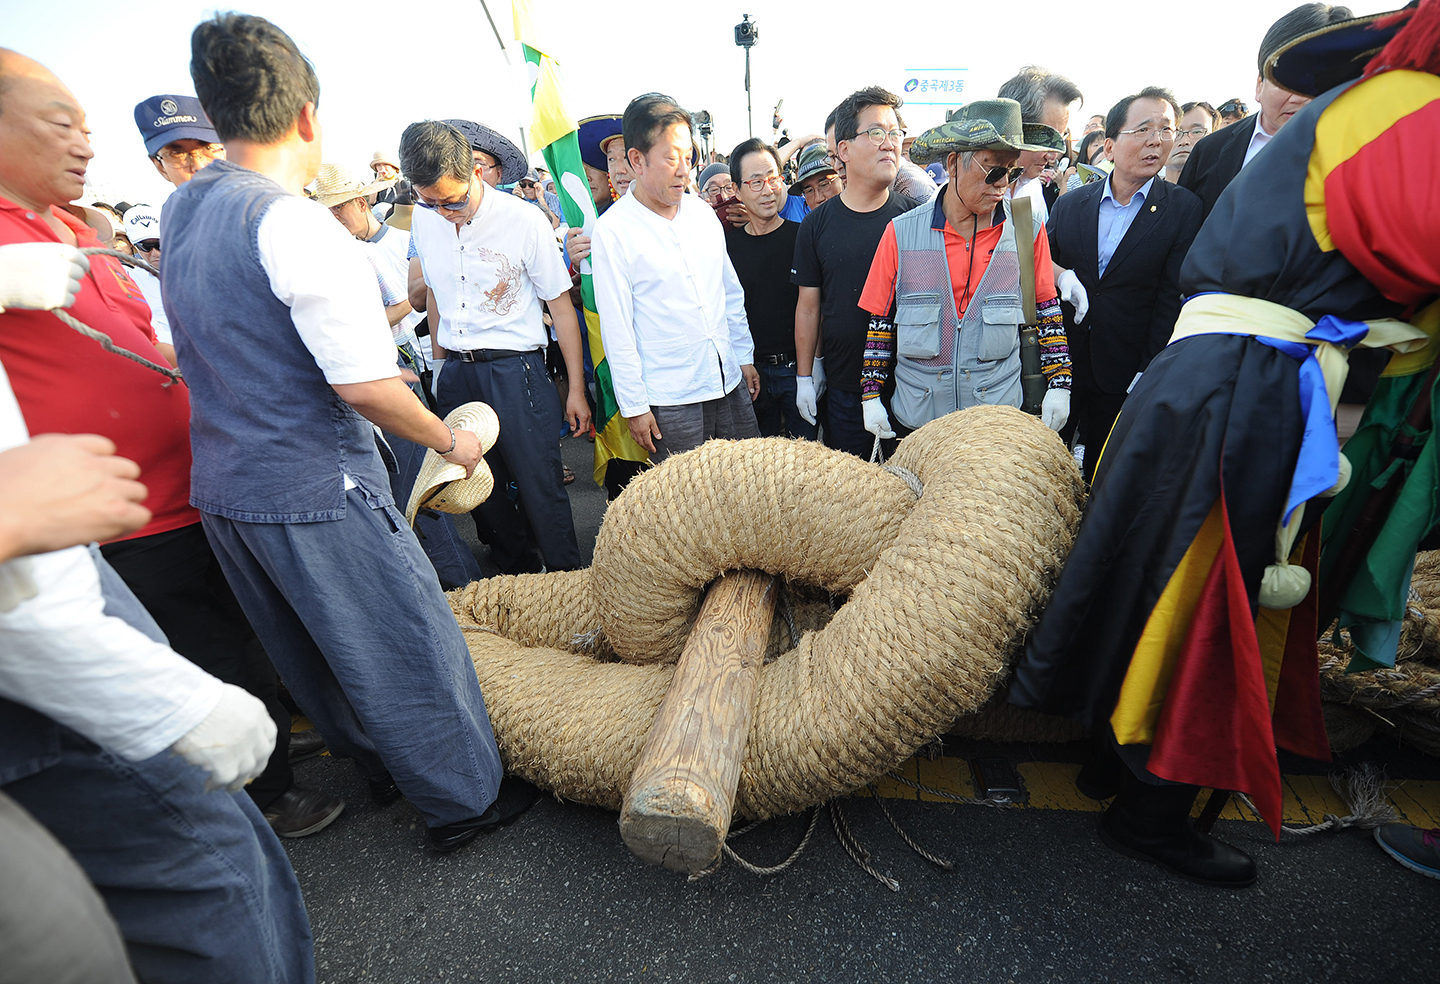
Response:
[134,239,160,253]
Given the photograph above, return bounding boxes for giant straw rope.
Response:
[449,407,1087,817]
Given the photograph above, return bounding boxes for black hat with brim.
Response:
[441,119,528,185]
[578,115,624,172]
[1264,3,1414,97]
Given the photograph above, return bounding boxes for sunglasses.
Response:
[134,239,160,252]
[1218,100,1248,115]
[518,181,537,188]
[414,186,472,211]
[981,163,1025,185]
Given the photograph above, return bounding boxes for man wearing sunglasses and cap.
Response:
[855,99,1072,441]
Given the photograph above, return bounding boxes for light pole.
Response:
[734,14,758,138]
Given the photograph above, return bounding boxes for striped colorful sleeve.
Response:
[862,316,895,399]
[1037,297,1070,390]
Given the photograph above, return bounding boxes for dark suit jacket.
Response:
[1048,176,1204,394]
[1177,115,1257,220]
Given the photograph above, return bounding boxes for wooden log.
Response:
[619,569,778,873]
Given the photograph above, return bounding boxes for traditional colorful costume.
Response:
[1010,1,1440,838]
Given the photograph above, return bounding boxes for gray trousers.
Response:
[650,384,760,464]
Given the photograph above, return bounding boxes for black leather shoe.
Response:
[426,777,542,853]
[263,787,345,838]
[1075,744,1123,801]
[368,774,402,805]
[287,729,327,763]
[1098,801,1257,887]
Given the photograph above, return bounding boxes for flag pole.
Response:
[476,0,530,157]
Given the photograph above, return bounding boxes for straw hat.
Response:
[311,162,395,207]
[404,402,502,525]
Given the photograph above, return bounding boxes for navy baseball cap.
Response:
[134,94,219,156]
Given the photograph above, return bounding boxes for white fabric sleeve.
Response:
[256,196,400,385]
[0,544,223,761]
[526,207,576,302]
[592,218,649,418]
[721,250,754,366]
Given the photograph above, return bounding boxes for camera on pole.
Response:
[734,14,758,137]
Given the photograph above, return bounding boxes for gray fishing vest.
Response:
[890,197,1024,429]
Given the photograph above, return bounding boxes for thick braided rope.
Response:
[451,407,1085,818]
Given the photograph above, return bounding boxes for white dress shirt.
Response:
[0,361,222,761]
[592,191,754,417]
[131,266,172,346]
[410,185,572,354]
[1242,117,1275,168]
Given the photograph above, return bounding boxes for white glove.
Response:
[863,397,895,439]
[429,357,445,401]
[1041,388,1070,432]
[811,356,827,400]
[1055,269,1089,323]
[0,242,89,313]
[796,374,818,425]
[170,683,277,791]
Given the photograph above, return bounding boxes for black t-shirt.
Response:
[725,219,800,358]
[791,192,918,391]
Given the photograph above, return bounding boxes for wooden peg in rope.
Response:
[619,569,778,873]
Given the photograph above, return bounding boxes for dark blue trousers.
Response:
[754,362,819,440]
[201,486,504,827]
[437,350,581,572]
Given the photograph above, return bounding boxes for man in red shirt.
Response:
[0,46,339,837]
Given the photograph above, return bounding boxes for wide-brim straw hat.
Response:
[1263,2,1417,97]
[909,98,1054,167]
[441,119,528,184]
[312,162,395,207]
[405,402,501,525]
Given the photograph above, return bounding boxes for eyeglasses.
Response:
[801,174,842,198]
[978,162,1025,185]
[134,239,160,253]
[153,143,224,166]
[1117,125,1177,141]
[1218,100,1248,116]
[1176,126,1210,139]
[414,183,473,211]
[741,174,784,192]
[853,126,905,148]
[702,185,735,203]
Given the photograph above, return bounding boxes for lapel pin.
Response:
[1150,205,1157,212]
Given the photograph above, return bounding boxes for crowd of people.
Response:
[0,1,1437,980]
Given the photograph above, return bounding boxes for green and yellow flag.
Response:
[513,0,649,487]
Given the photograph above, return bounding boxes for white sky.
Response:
[6,0,1353,209]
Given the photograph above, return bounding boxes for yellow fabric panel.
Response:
[1381,300,1440,379]
[1306,71,1440,252]
[1111,502,1225,745]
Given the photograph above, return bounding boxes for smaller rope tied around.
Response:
[687,807,822,882]
[1238,764,1399,837]
[53,248,184,387]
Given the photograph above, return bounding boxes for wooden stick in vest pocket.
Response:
[1011,196,1046,416]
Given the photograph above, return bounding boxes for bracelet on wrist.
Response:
[440,424,456,456]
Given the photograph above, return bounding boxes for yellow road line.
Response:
[872,756,1440,827]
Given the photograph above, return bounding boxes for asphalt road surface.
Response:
[283,435,1440,984]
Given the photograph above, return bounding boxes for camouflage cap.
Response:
[908,98,1053,166]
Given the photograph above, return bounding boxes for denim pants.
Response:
[100,522,294,810]
[753,362,819,440]
[824,389,898,461]
[201,486,504,827]
[5,731,314,984]
[437,350,581,572]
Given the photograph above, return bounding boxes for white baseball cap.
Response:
[123,206,161,246]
